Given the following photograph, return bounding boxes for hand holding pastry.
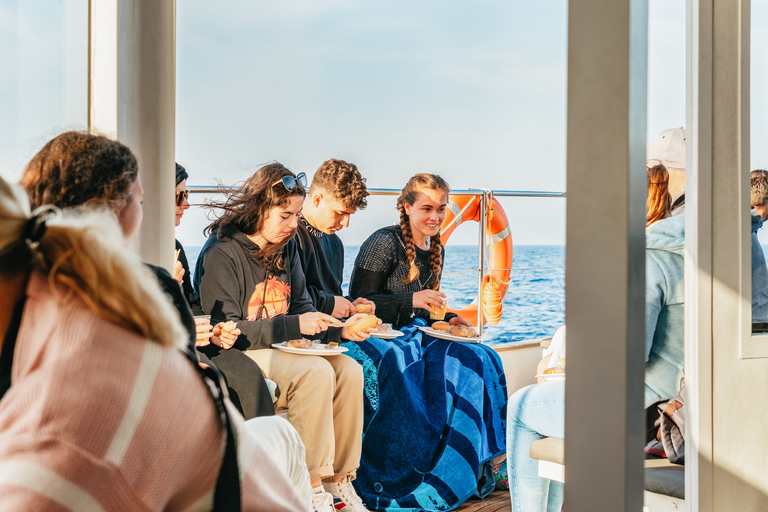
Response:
[352,298,376,314]
[212,321,240,350]
[342,313,381,341]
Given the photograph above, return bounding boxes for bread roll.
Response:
[221,320,238,335]
[542,366,565,375]
[449,325,477,338]
[355,303,373,314]
[288,338,313,349]
[432,321,451,332]
[347,315,379,335]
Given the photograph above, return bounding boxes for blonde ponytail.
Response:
[0,178,186,349]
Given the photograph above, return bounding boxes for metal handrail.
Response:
[189,185,566,198]
[187,184,565,335]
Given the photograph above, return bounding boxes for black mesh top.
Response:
[349,225,445,329]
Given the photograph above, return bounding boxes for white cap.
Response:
[647,127,686,171]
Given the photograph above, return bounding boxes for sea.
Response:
[185,244,565,345]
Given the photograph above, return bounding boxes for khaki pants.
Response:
[246,349,363,482]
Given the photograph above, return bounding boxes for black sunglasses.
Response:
[176,189,190,206]
[271,172,307,192]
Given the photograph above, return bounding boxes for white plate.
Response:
[370,329,404,340]
[536,373,566,382]
[416,325,483,344]
[272,342,349,356]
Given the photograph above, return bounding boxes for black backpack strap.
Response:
[0,297,26,401]
[183,347,242,510]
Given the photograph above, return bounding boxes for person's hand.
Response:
[299,312,342,336]
[449,316,470,326]
[174,260,185,285]
[412,289,446,314]
[194,316,213,347]
[352,297,376,314]
[211,322,240,350]
[332,296,357,318]
[341,313,381,341]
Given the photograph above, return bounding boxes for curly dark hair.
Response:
[206,163,306,272]
[309,158,369,210]
[21,131,139,212]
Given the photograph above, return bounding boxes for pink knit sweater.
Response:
[0,272,305,511]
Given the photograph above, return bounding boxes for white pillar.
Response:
[88,0,176,270]
[564,0,648,510]
[116,0,176,270]
[88,0,118,138]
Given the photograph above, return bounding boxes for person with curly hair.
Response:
[194,162,376,512]
[345,174,508,511]
[295,158,375,317]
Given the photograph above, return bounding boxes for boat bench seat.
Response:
[529,437,685,509]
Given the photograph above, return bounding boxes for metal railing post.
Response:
[477,191,488,336]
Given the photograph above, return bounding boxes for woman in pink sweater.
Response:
[0,173,309,509]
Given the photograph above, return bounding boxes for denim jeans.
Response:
[506,381,565,512]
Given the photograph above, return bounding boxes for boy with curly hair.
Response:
[296,158,375,318]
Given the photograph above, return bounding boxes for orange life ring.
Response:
[440,193,513,327]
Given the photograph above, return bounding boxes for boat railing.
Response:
[189,186,566,335]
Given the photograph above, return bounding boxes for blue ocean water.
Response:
[185,245,565,344]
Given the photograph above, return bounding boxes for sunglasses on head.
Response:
[271,172,307,192]
[176,189,190,206]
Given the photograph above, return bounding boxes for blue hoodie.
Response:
[645,214,685,404]
[751,211,768,322]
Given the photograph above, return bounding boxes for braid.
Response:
[428,231,443,290]
[397,202,420,284]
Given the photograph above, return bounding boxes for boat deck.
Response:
[455,490,510,512]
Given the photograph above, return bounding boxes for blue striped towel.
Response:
[342,319,507,511]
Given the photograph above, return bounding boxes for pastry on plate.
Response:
[347,315,379,335]
[449,325,478,338]
[431,321,451,332]
[373,323,393,334]
[287,338,314,349]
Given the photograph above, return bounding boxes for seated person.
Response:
[21,132,274,420]
[346,174,508,511]
[506,211,687,512]
[0,173,310,510]
[750,169,768,322]
[295,158,374,317]
[174,162,275,418]
[194,163,375,512]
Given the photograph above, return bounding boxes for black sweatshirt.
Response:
[194,225,341,351]
[349,225,455,329]
[176,239,203,316]
[294,216,345,315]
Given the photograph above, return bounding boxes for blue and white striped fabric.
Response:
[342,319,507,511]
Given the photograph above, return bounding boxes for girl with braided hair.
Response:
[346,174,507,511]
[350,173,469,328]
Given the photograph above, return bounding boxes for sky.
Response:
[1,0,766,247]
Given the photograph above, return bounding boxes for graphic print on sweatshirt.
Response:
[247,276,291,319]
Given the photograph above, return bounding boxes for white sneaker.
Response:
[323,478,369,512]
[311,485,336,512]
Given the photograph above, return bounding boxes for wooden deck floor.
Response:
[455,490,510,512]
